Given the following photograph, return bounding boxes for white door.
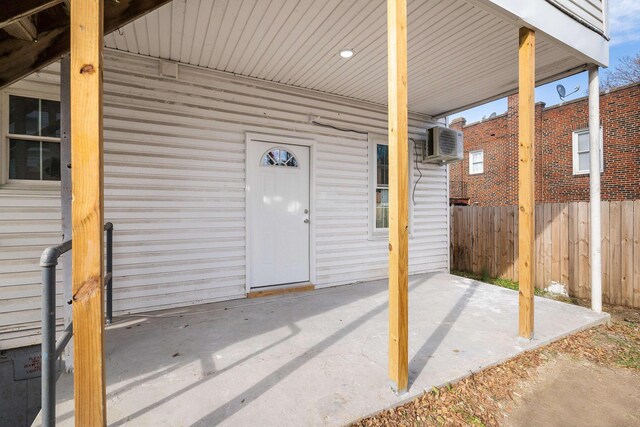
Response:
[248,140,310,288]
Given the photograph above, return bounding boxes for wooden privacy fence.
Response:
[450,201,640,309]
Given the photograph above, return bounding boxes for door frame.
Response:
[245,132,317,293]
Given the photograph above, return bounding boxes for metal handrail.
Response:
[39,240,71,427]
[40,223,113,426]
[105,222,113,324]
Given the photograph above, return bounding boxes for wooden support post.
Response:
[518,27,535,339]
[60,54,73,371]
[70,0,106,424]
[387,0,409,394]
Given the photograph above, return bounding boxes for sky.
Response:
[449,0,640,125]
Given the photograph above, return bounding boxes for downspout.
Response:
[588,65,602,312]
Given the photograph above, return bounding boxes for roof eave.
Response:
[471,0,609,67]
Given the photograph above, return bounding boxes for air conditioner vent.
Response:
[438,129,458,156]
[422,126,463,165]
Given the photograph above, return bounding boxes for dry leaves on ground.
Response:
[353,308,639,427]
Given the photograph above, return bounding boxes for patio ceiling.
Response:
[104,0,590,117]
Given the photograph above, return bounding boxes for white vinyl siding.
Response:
[572,127,603,175]
[0,50,449,349]
[546,0,606,32]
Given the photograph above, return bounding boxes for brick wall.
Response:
[450,82,640,205]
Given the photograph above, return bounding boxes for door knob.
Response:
[304,219,309,223]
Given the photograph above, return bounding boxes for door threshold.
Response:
[247,283,315,299]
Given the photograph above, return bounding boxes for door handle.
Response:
[304,218,309,224]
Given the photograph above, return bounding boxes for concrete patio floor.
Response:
[45,273,608,426]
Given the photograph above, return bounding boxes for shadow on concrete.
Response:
[55,276,428,425]
[109,323,302,426]
[408,282,479,388]
[115,277,427,426]
[46,273,608,426]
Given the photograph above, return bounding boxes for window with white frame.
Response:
[572,127,603,175]
[6,95,61,182]
[368,134,413,237]
[375,143,390,229]
[468,150,484,175]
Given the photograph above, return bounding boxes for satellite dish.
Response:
[557,84,580,101]
[489,112,497,119]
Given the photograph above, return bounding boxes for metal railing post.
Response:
[105,222,113,324]
[38,223,111,424]
[40,248,59,427]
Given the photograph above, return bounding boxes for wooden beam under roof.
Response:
[0,0,63,29]
[0,0,173,89]
[0,25,70,88]
[63,0,71,16]
[3,17,38,42]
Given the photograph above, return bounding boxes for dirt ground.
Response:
[353,304,640,427]
[503,354,640,427]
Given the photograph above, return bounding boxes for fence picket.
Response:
[560,203,570,290]
[551,203,561,285]
[578,202,590,299]
[621,201,634,306]
[601,201,610,304]
[568,202,579,296]
[499,207,509,279]
[544,204,554,288]
[610,202,622,305]
[535,205,544,289]
[634,200,640,308]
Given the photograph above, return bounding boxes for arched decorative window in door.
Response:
[260,147,299,167]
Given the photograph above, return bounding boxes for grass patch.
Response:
[451,270,548,297]
[549,317,640,372]
[608,318,640,370]
[618,346,640,370]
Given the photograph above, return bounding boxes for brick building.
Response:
[449,82,640,206]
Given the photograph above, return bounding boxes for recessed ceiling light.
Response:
[339,49,354,58]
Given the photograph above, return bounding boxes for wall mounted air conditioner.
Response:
[422,126,463,165]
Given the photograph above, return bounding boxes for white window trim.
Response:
[572,127,604,175]
[368,134,414,240]
[468,149,484,175]
[1,89,61,188]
